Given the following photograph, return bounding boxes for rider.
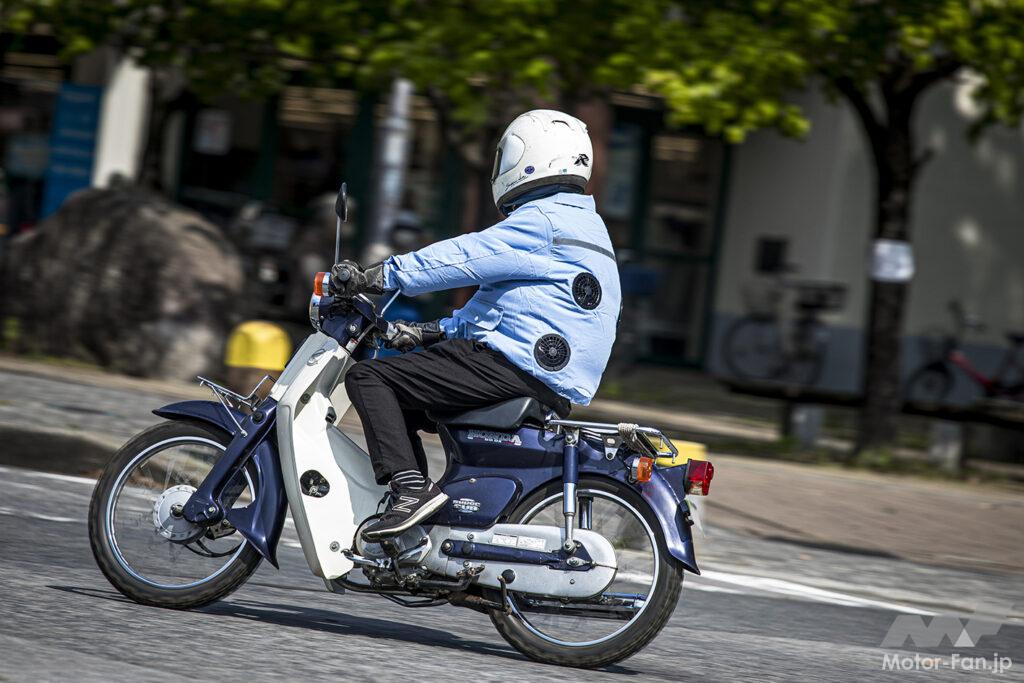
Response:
[332,109,622,540]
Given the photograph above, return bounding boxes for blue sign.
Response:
[41,83,102,217]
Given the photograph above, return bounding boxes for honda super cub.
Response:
[87,183,715,669]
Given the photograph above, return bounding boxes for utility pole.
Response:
[362,78,413,265]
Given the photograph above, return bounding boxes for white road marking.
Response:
[685,583,745,595]
[0,506,82,524]
[0,465,97,487]
[698,569,936,615]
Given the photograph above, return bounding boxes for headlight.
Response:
[309,294,322,330]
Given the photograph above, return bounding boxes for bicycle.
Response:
[905,300,1024,404]
[722,276,845,387]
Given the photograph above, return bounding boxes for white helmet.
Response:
[491,109,593,212]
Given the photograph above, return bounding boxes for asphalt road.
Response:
[1,464,1022,682]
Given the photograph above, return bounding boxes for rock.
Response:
[1,187,245,381]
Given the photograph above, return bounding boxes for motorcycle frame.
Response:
[158,297,701,584]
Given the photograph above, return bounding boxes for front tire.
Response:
[88,420,263,609]
[489,477,683,668]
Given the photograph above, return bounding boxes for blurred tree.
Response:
[609,1,1024,454]
[15,1,1024,451]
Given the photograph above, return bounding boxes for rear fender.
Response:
[578,449,700,575]
[153,400,288,568]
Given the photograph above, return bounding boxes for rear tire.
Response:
[88,420,263,609]
[488,477,683,668]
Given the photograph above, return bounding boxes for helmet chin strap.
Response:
[500,183,584,216]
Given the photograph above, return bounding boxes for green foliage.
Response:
[9,1,1024,140]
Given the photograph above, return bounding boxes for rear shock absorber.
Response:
[562,427,579,552]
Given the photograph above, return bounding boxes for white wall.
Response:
[710,80,1024,395]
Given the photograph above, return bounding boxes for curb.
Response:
[0,424,120,479]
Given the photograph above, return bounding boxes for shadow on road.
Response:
[46,584,639,675]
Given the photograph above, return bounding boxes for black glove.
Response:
[329,260,384,298]
[386,320,446,353]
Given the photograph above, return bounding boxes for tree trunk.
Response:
[856,109,917,453]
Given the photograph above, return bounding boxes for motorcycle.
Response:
[87,183,715,669]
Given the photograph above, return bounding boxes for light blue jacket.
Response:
[382,192,620,405]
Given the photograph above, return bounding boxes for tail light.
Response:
[630,456,654,483]
[313,271,330,297]
[687,460,714,496]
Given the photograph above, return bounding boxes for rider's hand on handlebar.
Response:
[384,320,446,353]
[329,260,384,298]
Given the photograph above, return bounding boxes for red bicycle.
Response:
[905,301,1024,404]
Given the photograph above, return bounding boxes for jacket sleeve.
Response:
[382,207,552,296]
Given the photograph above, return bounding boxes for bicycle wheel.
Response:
[723,317,785,381]
[786,319,827,387]
[905,364,953,405]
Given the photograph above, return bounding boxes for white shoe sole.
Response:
[362,492,450,539]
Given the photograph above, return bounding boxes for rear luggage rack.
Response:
[545,419,677,460]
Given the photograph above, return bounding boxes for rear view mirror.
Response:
[335,182,348,223]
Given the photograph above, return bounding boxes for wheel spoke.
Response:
[105,436,252,589]
[509,488,661,647]
[578,495,593,530]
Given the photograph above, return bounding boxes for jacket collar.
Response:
[513,190,595,214]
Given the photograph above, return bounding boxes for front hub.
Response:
[152,485,204,542]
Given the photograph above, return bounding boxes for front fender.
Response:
[153,400,288,568]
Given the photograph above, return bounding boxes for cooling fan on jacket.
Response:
[572,272,602,310]
[535,334,571,371]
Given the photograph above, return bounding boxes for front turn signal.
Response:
[313,271,330,297]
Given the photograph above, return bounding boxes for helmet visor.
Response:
[491,134,525,182]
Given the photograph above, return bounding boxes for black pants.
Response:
[345,339,569,484]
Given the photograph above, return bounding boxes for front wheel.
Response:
[489,477,683,668]
[88,420,263,609]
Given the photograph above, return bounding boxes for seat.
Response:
[427,397,550,430]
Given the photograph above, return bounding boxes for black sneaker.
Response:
[361,480,449,540]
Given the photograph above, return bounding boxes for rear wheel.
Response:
[88,421,263,609]
[488,477,683,668]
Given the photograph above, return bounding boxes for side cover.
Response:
[153,400,288,567]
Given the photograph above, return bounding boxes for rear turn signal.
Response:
[631,456,654,483]
[313,271,330,297]
[687,460,714,496]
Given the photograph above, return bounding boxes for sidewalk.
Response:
[1,354,1021,574]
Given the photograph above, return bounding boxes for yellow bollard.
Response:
[224,321,292,397]
[657,440,707,468]
[225,321,292,371]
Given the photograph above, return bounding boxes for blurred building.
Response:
[707,83,1024,400]
[3,37,1020,398]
